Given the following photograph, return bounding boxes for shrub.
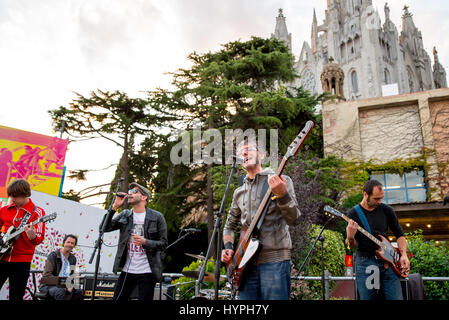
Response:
[407,230,449,300]
[171,258,226,300]
[292,224,346,299]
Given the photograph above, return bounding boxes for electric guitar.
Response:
[225,120,314,295]
[323,205,409,278]
[0,212,57,259]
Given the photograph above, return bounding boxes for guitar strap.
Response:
[253,176,272,237]
[13,205,36,240]
[354,204,372,234]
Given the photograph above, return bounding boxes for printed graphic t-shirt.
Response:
[123,211,152,274]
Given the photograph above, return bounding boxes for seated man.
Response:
[40,234,84,300]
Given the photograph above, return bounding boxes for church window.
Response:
[340,43,346,62]
[384,69,391,84]
[351,70,359,93]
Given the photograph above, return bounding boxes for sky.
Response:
[0,0,448,206]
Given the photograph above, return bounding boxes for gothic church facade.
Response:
[272,1,447,100]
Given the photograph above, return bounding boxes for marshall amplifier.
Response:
[83,275,137,299]
[82,275,172,300]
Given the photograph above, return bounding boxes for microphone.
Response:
[182,228,201,233]
[113,192,128,198]
[231,155,245,163]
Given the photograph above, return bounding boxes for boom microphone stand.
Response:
[296,215,333,300]
[195,156,238,300]
[88,177,124,300]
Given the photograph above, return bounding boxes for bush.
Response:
[171,258,226,300]
[292,224,346,299]
[407,230,449,300]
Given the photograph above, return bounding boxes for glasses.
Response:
[237,147,257,156]
[127,188,140,195]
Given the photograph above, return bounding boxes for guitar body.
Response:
[0,226,17,259]
[375,235,408,278]
[226,226,262,295]
[0,212,57,260]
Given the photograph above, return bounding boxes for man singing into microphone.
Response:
[103,182,167,301]
[221,139,301,300]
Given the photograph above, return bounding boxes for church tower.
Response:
[274,2,447,101]
[271,9,292,51]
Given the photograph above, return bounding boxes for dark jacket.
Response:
[40,249,77,287]
[103,207,167,282]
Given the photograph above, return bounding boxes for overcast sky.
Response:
[0,0,447,206]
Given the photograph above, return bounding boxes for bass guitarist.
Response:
[346,179,410,300]
[0,179,46,300]
[221,139,301,300]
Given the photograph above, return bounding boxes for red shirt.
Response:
[0,199,45,263]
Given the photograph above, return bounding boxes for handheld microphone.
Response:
[231,155,245,163]
[182,228,201,233]
[113,192,128,198]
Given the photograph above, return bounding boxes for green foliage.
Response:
[290,267,321,300]
[406,230,449,300]
[295,224,346,299]
[171,259,226,300]
[342,192,363,210]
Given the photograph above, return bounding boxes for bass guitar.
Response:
[323,205,408,278]
[226,120,314,295]
[0,212,57,259]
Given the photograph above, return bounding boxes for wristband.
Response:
[224,242,234,250]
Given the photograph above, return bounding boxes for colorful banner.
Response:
[0,125,68,197]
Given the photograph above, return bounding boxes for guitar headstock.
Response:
[323,205,342,218]
[285,121,314,160]
[40,212,57,223]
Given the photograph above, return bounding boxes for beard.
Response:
[366,196,379,209]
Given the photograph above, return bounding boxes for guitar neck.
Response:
[10,219,41,239]
[340,213,382,247]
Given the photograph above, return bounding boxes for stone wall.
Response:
[429,100,449,196]
[323,88,449,201]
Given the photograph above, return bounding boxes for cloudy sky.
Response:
[0,0,448,206]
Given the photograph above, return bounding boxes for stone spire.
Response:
[272,8,292,51]
[311,8,318,53]
[433,47,448,88]
[320,57,346,101]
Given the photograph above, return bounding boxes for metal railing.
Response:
[25,270,449,300]
[291,271,449,300]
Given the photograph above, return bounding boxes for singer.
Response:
[103,182,167,301]
[221,139,301,300]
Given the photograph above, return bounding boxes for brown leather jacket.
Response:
[223,167,301,264]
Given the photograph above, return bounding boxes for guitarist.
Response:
[0,179,46,300]
[346,179,410,300]
[221,140,301,300]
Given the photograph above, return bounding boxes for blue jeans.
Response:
[238,260,291,300]
[355,256,403,300]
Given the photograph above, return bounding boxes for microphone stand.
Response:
[157,230,198,300]
[88,178,124,300]
[296,216,333,300]
[195,156,238,300]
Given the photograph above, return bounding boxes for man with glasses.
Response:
[221,140,301,300]
[103,182,167,301]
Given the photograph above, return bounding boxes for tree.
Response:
[49,89,170,198]
[146,36,324,252]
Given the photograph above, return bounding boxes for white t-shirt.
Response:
[123,211,152,274]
